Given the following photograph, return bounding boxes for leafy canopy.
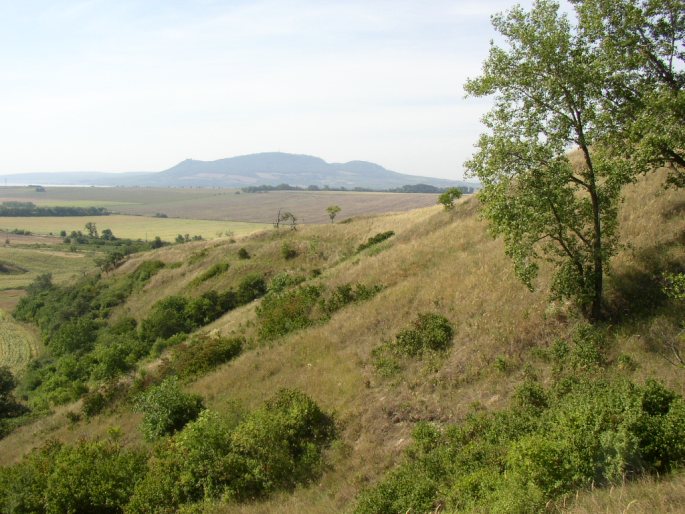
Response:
[465,0,638,320]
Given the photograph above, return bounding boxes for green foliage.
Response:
[236,274,267,304]
[257,285,324,340]
[268,272,306,294]
[326,204,341,223]
[130,260,165,284]
[465,0,639,320]
[280,241,298,260]
[140,296,192,343]
[0,366,25,425]
[663,272,685,300]
[193,261,230,285]
[437,187,463,210]
[573,0,685,188]
[320,283,383,315]
[355,377,685,513]
[394,313,453,357]
[357,231,395,252]
[165,334,244,379]
[0,439,146,514]
[134,377,205,441]
[372,313,453,377]
[128,389,334,512]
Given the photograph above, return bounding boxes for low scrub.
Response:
[0,390,335,513]
[372,313,454,376]
[357,231,395,252]
[134,377,205,441]
[128,389,334,512]
[0,439,147,514]
[354,377,685,514]
[164,334,244,379]
[192,261,230,285]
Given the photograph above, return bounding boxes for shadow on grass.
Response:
[606,238,684,323]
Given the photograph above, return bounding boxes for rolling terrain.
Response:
[0,169,682,513]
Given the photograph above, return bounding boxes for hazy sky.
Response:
[0,0,535,180]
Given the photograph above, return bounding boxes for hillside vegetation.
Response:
[0,166,682,512]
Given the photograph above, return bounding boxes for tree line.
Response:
[0,202,110,217]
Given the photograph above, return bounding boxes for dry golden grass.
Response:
[0,171,682,513]
[559,472,685,513]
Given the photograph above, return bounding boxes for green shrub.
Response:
[128,390,333,512]
[354,377,685,513]
[357,231,395,252]
[269,272,305,294]
[281,241,297,260]
[193,261,230,284]
[236,274,267,304]
[394,313,453,356]
[569,324,607,371]
[0,440,146,514]
[167,335,244,379]
[134,377,204,441]
[140,296,191,343]
[127,410,240,513]
[130,260,165,284]
[50,318,99,356]
[321,283,383,315]
[257,285,323,340]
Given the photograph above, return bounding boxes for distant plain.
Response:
[0,186,441,224]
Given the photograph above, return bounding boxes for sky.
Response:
[0,0,536,180]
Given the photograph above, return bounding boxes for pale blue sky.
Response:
[0,0,534,180]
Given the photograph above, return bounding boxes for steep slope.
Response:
[0,169,682,512]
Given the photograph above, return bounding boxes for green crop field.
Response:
[0,215,269,242]
[0,309,41,374]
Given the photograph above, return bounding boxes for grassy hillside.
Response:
[0,169,682,512]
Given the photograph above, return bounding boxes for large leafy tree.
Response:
[573,0,685,187]
[465,0,637,320]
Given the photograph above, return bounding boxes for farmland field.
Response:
[0,244,98,290]
[0,215,269,241]
[0,186,441,223]
[0,309,41,374]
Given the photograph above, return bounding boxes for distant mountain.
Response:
[0,152,476,190]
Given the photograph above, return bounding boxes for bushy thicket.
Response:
[0,390,334,513]
[140,274,266,343]
[11,266,265,412]
[357,327,685,513]
[128,389,335,512]
[257,282,382,340]
[0,439,147,514]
